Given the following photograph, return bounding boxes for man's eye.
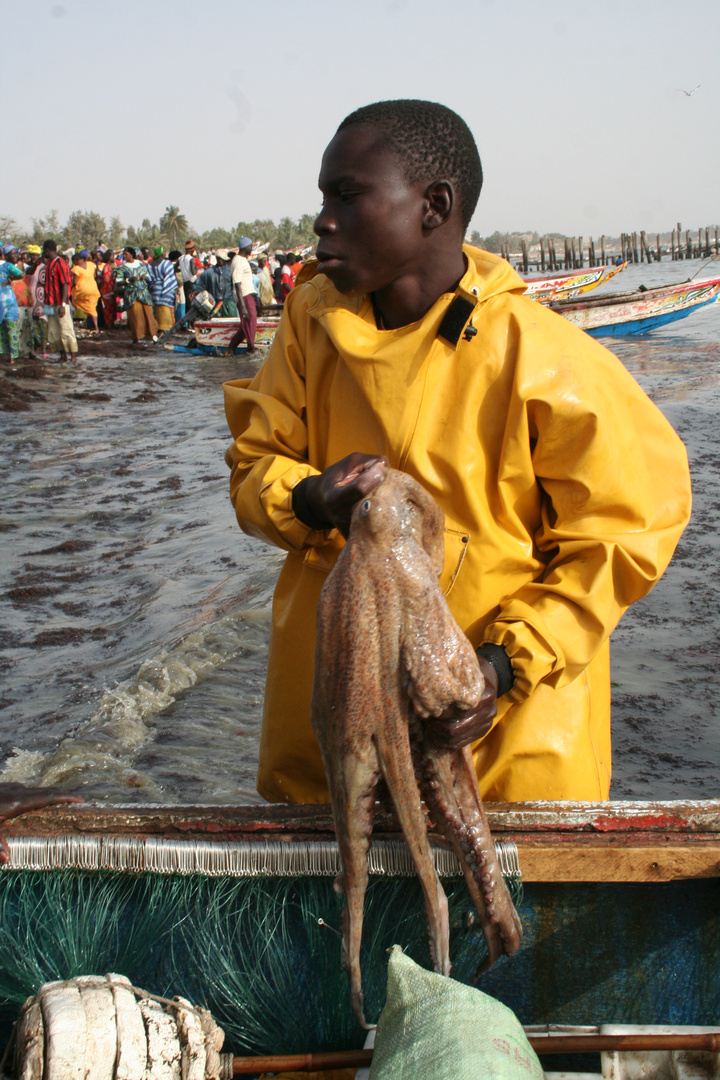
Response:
[339,191,359,203]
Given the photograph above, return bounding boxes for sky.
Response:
[2,0,718,240]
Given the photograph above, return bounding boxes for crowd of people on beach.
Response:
[0,236,308,363]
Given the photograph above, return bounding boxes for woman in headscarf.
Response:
[12,251,35,358]
[28,245,48,355]
[113,247,158,344]
[71,249,101,331]
[98,250,118,329]
[0,246,24,363]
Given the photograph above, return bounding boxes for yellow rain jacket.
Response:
[224,246,691,804]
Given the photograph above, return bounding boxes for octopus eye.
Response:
[361,500,371,514]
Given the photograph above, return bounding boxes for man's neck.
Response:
[371,248,467,330]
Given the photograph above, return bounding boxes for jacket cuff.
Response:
[477,643,515,698]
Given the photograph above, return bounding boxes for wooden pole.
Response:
[671,230,676,260]
[540,237,545,272]
[656,234,661,261]
[705,227,710,258]
[686,230,691,259]
[231,1032,720,1074]
[715,226,719,255]
[521,238,529,274]
[677,221,683,259]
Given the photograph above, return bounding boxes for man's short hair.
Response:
[337,99,482,229]
[43,239,57,253]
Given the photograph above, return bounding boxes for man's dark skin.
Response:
[297,123,499,749]
[0,784,83,864]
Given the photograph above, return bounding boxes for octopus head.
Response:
[351,470,445,573]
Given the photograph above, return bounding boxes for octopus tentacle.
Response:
[325,761,381,1029]
[416,735,522,973]
[377,727,451,979]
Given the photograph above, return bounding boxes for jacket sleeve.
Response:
[482,310,692,703]
[223,287,327,552]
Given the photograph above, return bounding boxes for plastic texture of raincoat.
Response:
[223,246,691,804]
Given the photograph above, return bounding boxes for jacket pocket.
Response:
[303,540,342,576]
[441,528,470,596]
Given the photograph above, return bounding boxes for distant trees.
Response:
[159,206,188,250]
[64,210,108,250]
[4,207,320,252]
[29,210,64,245]
[469,229,545,252]
[0,216,21,244]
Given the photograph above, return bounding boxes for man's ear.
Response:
[423,180,455,230]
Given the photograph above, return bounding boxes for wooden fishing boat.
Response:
[550,276,720,337]
[1,798,718,1072]
[524,262,626,302]
[193,314,281,353]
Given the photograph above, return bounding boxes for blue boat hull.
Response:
[586,294,719,337]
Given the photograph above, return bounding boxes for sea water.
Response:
[1,257,718,803]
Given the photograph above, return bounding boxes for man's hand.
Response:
[300,452,388,537]
[423,656,499,750]
[0,783,83,864]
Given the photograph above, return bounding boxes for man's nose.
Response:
[313,205,336,236]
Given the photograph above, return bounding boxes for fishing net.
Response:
[0,868,523,1055]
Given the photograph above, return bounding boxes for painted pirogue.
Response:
[311,468,522,1028]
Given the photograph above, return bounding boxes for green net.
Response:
[0,869,523,1054]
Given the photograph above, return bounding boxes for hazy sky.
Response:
[3,0,717,239]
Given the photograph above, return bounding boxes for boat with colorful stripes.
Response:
[549,275,720,337]
[524,262,626,301]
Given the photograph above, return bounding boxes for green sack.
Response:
[369,946,544,1080]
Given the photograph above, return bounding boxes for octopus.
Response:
[311,468,522,1028]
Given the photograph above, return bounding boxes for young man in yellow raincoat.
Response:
[223,100,691,805]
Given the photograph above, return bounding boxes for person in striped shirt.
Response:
[42,240,78,362]
[147,246,178,332]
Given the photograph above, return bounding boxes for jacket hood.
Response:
[294,244,527,320]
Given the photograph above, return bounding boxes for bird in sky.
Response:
[674,84,701,97]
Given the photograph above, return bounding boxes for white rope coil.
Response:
[13,975,228,1080]
[0,836,521,880]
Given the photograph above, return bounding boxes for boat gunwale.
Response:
[548,277,720,312]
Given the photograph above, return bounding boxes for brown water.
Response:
[1,258,718,803]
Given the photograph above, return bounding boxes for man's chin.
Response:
[319,265,361,295]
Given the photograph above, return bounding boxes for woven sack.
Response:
[369,947,543,1080]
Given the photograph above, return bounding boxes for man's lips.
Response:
[316,250,343,272]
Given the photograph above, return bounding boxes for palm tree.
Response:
[275,216,303,251]
[160,206,188,249]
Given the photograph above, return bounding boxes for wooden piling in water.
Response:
[600,235,606,264]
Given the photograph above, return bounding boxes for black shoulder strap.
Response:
[437,295,476,348]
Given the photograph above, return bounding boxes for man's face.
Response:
[314,125,427,295]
